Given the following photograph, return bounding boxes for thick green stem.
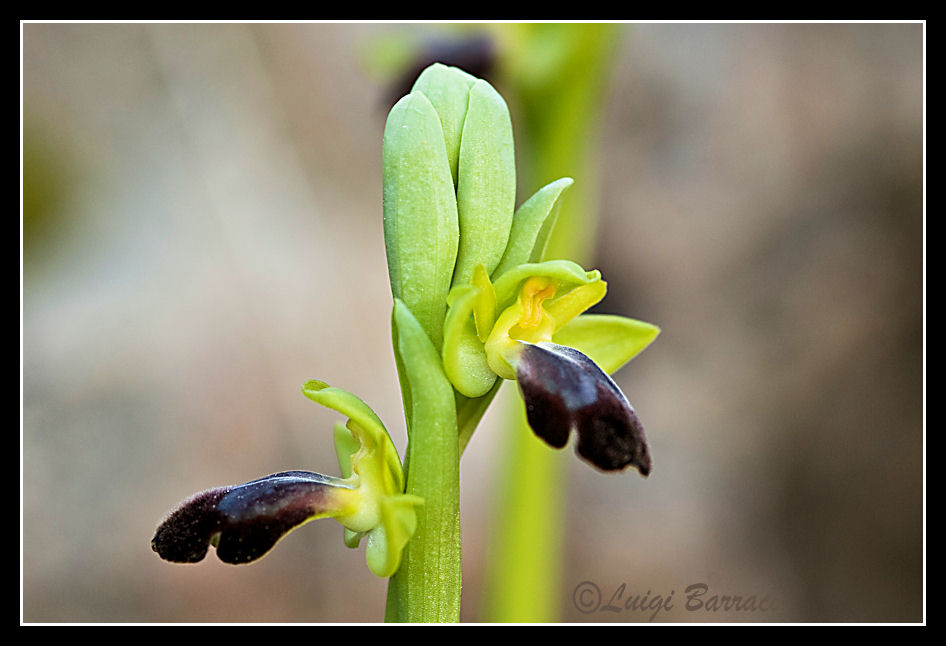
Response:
[385,301,462,622]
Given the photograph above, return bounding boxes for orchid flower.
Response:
[152,381,422,578]
[443,257,658,473]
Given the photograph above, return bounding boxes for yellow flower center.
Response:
[484,277,561,379]
[517,277,557,329]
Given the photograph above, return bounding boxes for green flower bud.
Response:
[382,89,459,349]
[411,63,477,186]
[384,65,517,348]
[453,79,517,287]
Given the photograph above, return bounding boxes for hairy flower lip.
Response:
[152,381,422,577]
[151,470,354,565]
[442,258,655,474]
[515,342,652,475]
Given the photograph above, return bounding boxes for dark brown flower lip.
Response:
[151,470,352,565]
[515,342,652,475]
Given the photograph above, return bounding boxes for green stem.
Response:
[482,395,568,621]
[457,380,503,456]
[385,301,461,622]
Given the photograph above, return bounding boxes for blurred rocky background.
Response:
[22,22,923,622]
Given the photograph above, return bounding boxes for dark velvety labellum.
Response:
[151,487,230,563]
[516,343,652,475]
[152,471,345,565]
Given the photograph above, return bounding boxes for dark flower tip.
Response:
[152,471,349,565]
[516,342,652,475]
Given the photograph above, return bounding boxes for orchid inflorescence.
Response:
[152,63,659,608]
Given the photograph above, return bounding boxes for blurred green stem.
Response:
[482,23,623,622]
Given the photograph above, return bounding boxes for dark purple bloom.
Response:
[515,342,652,475]
[152,471,355,565]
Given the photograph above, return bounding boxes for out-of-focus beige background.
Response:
[22,22,923,623]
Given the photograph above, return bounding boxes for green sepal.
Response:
[491,259,600,308]
[453,79,516,287]
[493,177,574,278]
[411,63,477,187]
[442,284,498,398]
[551,314,661,374]
[301,380,405,495]
[383,90,460,349]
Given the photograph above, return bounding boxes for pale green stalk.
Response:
[482,23,624,623]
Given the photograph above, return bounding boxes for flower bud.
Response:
[453,79,517,287]
[382,89,459,349]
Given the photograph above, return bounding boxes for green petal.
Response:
[365,493,424,578]
[491,259,599,308]
[333,421,360,480]
[344,527,366,549]
[301,380,404,494]
[493,177,574,278]
[551,314,660,375]
[471,263,497,341]
[545,279,607,331]
[383,90,459,349]
[411,63,477,186]
[442,284,498,398]
[453,79,516,287]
